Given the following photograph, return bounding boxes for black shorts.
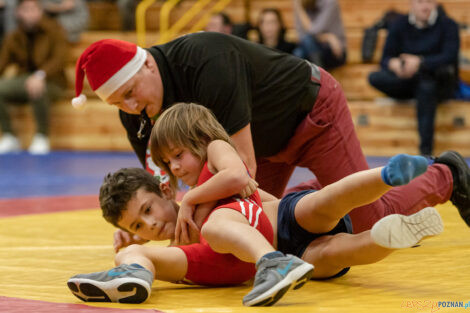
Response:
[277,190,354,279]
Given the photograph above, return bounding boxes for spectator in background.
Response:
[368,0,459,156]
[205,11,232,35]
[256,8,296,54]
[0,0,67,154]
[41,0,89,43]
[117,0,138,31]
[292,0,346,69]
[0,0,17,41]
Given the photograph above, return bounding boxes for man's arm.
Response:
[230,123,257,178]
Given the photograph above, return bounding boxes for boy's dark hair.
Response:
[99,168,163,228]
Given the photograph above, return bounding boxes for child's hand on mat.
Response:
[175,199,199,245]
[239,178,258,198]
[113,229,148,252]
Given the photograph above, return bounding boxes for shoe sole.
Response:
[436,151,470,227]
[371,207,443,249]
[67,277,151,303]
[243,263,314,307]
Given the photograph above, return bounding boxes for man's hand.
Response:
[400,54,421,78]
[388,57,405,77]
[174,197,199,245]
[25,74,46,99]
[113,229,149,253]
[239,177,258,198]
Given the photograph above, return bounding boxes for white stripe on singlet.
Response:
[234,197,263,228]
[237,198,247,217]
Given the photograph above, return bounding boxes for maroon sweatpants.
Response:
[256,68,453,233]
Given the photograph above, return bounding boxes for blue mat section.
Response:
[0,151,139,199]
[3,151,464,199]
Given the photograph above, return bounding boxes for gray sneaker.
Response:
[67,263,153,303]
[371,207,444,249]
[242,254,314,306]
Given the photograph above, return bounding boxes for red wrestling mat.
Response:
[0,195,99,218]
[0,296,163,313]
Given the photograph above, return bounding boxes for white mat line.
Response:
[0,245,111,251]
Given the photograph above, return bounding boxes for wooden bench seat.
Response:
[9,99,131,151]
[9,96,470,156]
[349,100,470,156]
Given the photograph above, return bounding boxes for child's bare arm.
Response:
[184,140,254,205]
[176,140,256,243]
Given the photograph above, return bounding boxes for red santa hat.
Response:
[72,39,147,109]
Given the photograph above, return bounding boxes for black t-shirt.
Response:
[121,32,320,166]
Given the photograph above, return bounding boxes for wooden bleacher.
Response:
[7,0,470,155]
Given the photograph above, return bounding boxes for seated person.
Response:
[41,0,89,43]
[255,8,296,54]
[205,12,232,35]
[368,0,459,156]
[292,0,346,69]
[0,0,66,154]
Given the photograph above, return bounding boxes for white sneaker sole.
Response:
[243,262,314,307]
[67,277,151,303]
[371,207,443,249]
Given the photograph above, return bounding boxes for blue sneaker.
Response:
[67,263,153,303]
[242,254,314,306]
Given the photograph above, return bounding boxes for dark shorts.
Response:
[277,190,354,279]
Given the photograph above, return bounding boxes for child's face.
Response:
[118,187,178,241]
[161,145,203,187]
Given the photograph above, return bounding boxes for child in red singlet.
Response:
[148,102,313,306]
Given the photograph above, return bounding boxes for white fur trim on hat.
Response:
[95,47,147,102]
[71,94,87,109]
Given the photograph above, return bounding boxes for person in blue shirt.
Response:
[368,0,459,156]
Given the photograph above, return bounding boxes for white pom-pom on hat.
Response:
[71,94,87,109]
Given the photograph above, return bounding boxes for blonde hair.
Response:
[150,102,232,190]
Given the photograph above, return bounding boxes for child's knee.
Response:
[200,220,219,244]
[115,244,145,265]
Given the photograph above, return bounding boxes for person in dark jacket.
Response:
[368,0,460,156]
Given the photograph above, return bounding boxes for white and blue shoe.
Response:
[243,253,314,306]
[371,207,444,249]
[67,263,153,303]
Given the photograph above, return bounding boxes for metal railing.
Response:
[136,0,233,47]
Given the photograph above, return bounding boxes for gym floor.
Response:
[0,152,469,313]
